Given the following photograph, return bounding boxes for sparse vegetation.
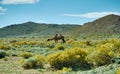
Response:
[0,34,120,74]
[0,14,120,74]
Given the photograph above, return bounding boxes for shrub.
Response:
[0,50,6,58]
[9,40,17,43]
[61,67,72,73]
[27,41,37,45]
[57,67,72,74]
[3,57,8,61]
[19,52,32,58]
[46,52,62,69]
[67,39,75,44]
[117,68,120,74]
[89,43,115,66]
[21,55,45,69]
[0,45,10,50]
[46,47,90,69]
[46,43,55,48]
[53,44,65,50]
[62,67,72,72]
[111,56,120,64]
[12,41,27,47]
[85,40,92,46]
[39,42,47,47]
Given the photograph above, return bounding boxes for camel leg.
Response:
[62,39,66,43]
[55,39,58,43]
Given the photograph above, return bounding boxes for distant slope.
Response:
[77,14,120,34]
[0,21,80,37]
[0,14,120,37]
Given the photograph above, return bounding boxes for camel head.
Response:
[47,39,52,41]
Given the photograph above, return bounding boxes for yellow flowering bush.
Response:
[46,52,62,69]
[62,67,72,72]
[15,41,27,45]
[53,44,65,50]
[0,45,10,50]
[89,43,115,66]
[27,41,36,45]
[11,41,27,47]
[19,52,32,58]
[46,47,89,69]
[117,68,120,74]
[67,39,75,44]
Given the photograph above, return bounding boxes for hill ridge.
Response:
[77,14,120,34]
[0,14,120,37]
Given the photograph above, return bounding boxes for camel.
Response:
[47,34,66,43]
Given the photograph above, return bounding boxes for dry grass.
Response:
[0,57,40,74]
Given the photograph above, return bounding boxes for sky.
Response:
[0,0,120,28]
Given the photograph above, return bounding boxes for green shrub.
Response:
[0,50,6,58]
[21,55,45,69]
[111,56,120,64]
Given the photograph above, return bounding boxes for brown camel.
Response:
[47,34,66,43]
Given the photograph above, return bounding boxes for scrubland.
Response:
[0,34,120,74]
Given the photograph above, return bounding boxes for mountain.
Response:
[0,21,80,37]
[0,14,120,37]
[76,14,120,34]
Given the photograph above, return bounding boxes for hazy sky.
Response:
[0,0,120,28]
